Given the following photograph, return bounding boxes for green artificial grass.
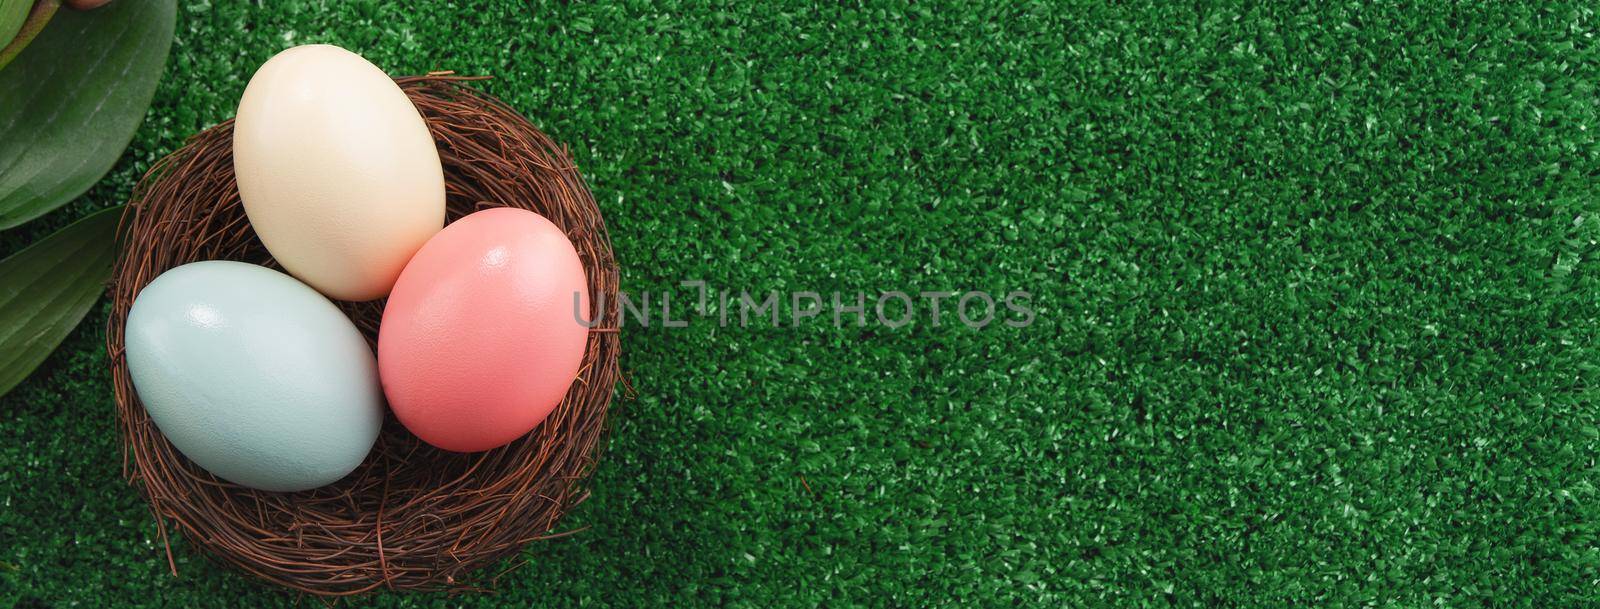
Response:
[4,0,1600,606]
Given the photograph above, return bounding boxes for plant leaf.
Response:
[0,0,173,229]
[0,0,57,71]
[0,0,33,48]
[0,205,120,396]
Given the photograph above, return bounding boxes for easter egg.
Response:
[124,261,384,492]
[378,208,589,452]
[233,44,444,301]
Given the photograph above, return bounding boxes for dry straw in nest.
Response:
[104,75,620,595]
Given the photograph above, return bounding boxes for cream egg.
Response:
[233,44,444,301]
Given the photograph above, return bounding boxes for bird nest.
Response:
[104,75,620,595]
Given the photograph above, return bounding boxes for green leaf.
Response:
[0,0,33,48]
[0,206,121,396]
[0,0,59,71]
[0,0,173,229]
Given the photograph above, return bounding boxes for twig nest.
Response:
[105,76,620,595]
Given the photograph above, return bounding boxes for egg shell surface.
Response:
[233,44,445,302]
[379,208,590,452]
[124,261,384,492]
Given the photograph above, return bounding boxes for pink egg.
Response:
[378,208,589,452]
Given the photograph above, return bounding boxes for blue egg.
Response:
[124,261,383,492]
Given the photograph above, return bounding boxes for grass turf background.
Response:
[4,0,1600,606]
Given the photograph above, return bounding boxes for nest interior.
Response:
[104,75,620,596]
